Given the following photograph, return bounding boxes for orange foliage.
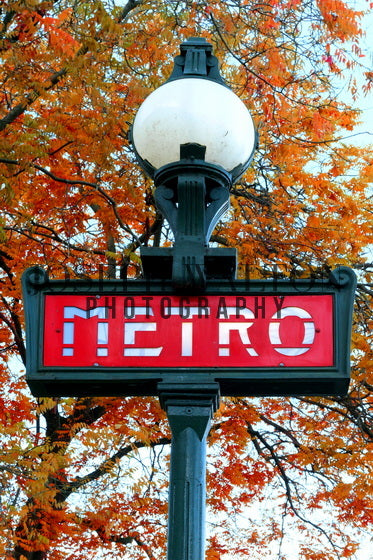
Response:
[0,1,372,560]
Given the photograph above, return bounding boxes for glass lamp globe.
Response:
[132,77,256,181]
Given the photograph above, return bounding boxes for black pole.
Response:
[158,382,220,560]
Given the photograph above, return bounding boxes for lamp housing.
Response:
[131,37,258,290]
[132,77,257,182]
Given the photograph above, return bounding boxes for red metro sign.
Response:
[44,294,333,369]
[22,268,356,397]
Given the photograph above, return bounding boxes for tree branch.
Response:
[53,436,170,502]
[117,0,144,23]
[246,420,342,557]
[0,0,143,132]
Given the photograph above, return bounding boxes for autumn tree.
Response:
[0,1,372,559]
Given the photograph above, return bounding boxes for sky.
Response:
[346,1,373,148]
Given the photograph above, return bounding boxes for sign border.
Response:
[22,266,357,397]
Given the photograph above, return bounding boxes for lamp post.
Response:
[131,37,257,560]
[19,32,358,560]
[132,36,257,291]
[21,37,357,560]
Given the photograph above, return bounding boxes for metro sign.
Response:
[22,266,356,397]
[44,294,333,368]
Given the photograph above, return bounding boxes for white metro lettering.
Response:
[63,306,109,357]
[269,306,316,356]
[61,299,318,360]
[169,306,210,356]
[123,307,162,356]
[218,307,258,356]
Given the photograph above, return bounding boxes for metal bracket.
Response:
[151,143,233,290]
[166,37,226,86]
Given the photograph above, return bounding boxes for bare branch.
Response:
[53,436,171,502]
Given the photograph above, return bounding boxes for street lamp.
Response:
[131,36,257,290]
[131,37,257,560]
[20,36,357,560]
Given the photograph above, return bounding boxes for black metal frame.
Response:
[22,266,356,398]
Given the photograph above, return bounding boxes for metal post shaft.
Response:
[158,382,220,560]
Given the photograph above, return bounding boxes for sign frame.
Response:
[22,266,356,397]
